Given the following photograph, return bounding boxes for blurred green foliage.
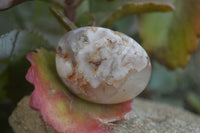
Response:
[0,0,200,132]
[140,0,200,69]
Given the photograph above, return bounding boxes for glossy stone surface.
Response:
[56,27,151,104]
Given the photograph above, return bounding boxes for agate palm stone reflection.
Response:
[56,27,151,104]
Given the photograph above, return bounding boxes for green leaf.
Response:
[0,30,52,103]
[76,11,94,27]
[186,92,200,114]
[90,0,174,27]
[0,30,17,61]
[0,0,27,11]
[0,64,8,99]
[110,16,136,36]
[140,0,200,69]
[76,0,94,26]
[0,30,52,62]
[0,1,65,47]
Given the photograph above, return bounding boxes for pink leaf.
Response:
[25,49,133,133]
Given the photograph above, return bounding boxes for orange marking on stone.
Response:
[90,27,98,32]
[68,68,76,81]
[56,46,63,57]
[80,84,88,94]
[94,68,98,73]
[114,31,122,38]
[63,53,68,58]
[134,52,137,55]
[97,46,103,51]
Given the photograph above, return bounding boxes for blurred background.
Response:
[0,0,200,132]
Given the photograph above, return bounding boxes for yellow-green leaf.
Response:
[90,0,174,27]
[140,0,200,69]
[26,49,133,133]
